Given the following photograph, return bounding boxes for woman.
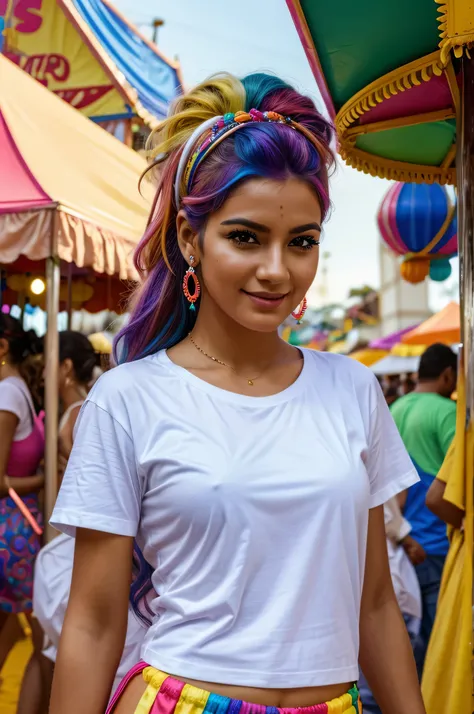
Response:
[57,331,97,479]
[16,331,98,714]
[50,74,425,714]
[0,315,44,670]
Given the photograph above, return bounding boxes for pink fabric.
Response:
[7,411,44,478]
[106,661,148,713]
[280,706,328,714]
[0,112,52,214]
[239,701,267,714]
[151,677,185,714]
[369,326,418,350]
[359,73,456,125]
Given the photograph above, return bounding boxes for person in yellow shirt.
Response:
[426,441,464,531]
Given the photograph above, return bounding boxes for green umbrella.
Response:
[286,0,473,184]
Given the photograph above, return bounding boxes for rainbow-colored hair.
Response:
[114,72,335,365]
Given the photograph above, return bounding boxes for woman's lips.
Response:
[242,290,288,310]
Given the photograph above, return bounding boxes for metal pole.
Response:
[44,217,60,543]
[457,55,474,414]
[152,18,164,44]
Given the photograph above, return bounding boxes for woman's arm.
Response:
[0,474,45,497]
[426,478,464,529]
[49,528,134,714]
[0,411,44,495]
[359,506,425,714]
[0,410,18,482]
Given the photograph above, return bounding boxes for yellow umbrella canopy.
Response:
[349,348,388,366]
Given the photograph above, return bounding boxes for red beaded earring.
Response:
[291,296,307,324]
[183,256,201,311]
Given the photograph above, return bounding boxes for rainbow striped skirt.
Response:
[107,663,361,714]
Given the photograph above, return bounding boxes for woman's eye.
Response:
[227,229,259,246]
[289,235,320,250]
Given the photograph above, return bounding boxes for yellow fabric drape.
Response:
[421,368,473,713]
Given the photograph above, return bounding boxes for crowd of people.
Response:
[360,344,461,713]
[0,71,463,714]
[0,315,103,712]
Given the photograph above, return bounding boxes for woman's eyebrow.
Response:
[220,218,270,232]
[289,222,321,234]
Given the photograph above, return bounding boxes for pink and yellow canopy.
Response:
[0,55,152,280]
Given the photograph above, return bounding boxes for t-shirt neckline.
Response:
[155,347,309,407]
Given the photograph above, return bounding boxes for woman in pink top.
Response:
[0,315,45,670]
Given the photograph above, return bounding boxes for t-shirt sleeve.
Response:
[50,399,141,538]
[0,380,27,422]
[364,378,419,509]
[384,496,411,542]
[437,400,457,457]
[436,439,456,484]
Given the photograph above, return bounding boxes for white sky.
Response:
[115,0,457,310]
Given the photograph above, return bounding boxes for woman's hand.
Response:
[359,506,426,714]
[49,528,134,714]
[400,534,426,566]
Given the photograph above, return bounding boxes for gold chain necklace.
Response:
[189,333,262,386]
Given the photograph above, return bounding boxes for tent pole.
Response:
[124,119,133,148]
[457,55,474,415]
[66,262,73,329]
[457,51,474,636]
[44,212,60,543]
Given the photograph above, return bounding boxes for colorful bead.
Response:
[184,109,294,197]
[235,112,250,123]
[249,108,264,121]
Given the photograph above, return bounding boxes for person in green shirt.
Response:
[390,343,457,676]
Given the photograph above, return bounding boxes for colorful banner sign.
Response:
[0,0,127,118]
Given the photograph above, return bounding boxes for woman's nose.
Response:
[255,247,290,284]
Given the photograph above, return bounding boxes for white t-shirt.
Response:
[0,376,33,440]
[33,534,147,696]
[51,348,418,688]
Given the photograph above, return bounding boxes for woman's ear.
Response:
[0,338,8,360]
[61,358,74,382]
[177,210,201,266]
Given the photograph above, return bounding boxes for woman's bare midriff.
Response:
[113,673,352,714]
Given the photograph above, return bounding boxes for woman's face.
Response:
[180,177,322,333]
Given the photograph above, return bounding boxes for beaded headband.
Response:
[174,108,327,208]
